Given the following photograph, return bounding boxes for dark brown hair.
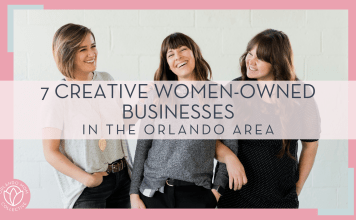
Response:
[154,32,212,81]
[52,23,95,79]
[240,29,297,160]
[240,29,297,81]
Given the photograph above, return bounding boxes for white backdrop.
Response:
[13,10,348,208]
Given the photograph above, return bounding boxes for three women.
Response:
[44,24,318,209]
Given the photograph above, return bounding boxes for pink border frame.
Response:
[1,0,355,219]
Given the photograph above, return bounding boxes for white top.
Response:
[41,71,127,208]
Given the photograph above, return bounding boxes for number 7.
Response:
[41,87,49,100]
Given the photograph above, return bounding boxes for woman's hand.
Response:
[43,130,110,188]
[215,140,247,190]
[296,184,302,196]
[211,189,221,202]
[225,155,248,190]
[130,194,146,209]
[85,172,108,188]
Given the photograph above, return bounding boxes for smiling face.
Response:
[246,45,273,81]
[73,34,97,77]
[166,46,196,81]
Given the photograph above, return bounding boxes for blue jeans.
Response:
[73,167,131,209]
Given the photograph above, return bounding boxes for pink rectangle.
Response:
[0,82,13,139]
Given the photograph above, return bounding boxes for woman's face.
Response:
[73,34,98,75]
[166,45,196,81]
[246,45,273,81]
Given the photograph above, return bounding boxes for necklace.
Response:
[99,138,107,152]
[64,72,105,151]
[95,103,107,152]
[89,72,106,152]
[94,98,106,152]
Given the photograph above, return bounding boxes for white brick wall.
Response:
[139,10,195,27]
[306,56,348,80]
[306,10,348,28]
[83,10,139,27]
[252,10,307,28]
[195,10,250,28]
[322,28,348,55]
[13,10,349,209]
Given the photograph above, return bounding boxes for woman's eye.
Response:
[168,54,173,58]
[92,45,96,48]
[80,49,86,52]
[248,52,252,56]
[181,48,186,51]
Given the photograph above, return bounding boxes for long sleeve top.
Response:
[129,87,234,196]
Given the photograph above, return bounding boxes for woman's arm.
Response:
[215,140,248,191]
[129,139,153,209]
[296,140,319,196]
[42,128,107,188]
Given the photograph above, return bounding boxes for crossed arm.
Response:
[215,140,318,197]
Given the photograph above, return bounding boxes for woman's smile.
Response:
[249,66,257,71]
[84,59,95,64]
[73,34,98,76]
[177,61,188,68]
[245,45,273,81]
[167,46,196,81]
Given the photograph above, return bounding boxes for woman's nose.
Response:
[249,57,256,65]
[174,52,181,61]
[88,49,95,58]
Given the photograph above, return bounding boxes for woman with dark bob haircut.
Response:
[217,29,319,208]
[129,32,246,208]
[43,23,131,209]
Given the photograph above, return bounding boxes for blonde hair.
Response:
[52,23,95,79]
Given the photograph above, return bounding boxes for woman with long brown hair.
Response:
[129,32,245,208]
[217,29,319,208]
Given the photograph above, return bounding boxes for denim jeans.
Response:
[73,167,131,209]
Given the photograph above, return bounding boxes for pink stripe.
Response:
[0,0,354,217]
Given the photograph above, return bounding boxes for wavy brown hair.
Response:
[52,23,95,79]
[240,29,297,160]
[240,29,297,81]
[154,32,212,81]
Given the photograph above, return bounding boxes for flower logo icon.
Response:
[3,185,24,207]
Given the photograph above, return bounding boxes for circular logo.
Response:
[0,179,30,212]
